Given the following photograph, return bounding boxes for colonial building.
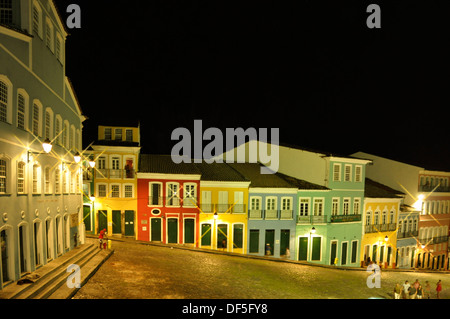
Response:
[0,0,84,288]
[137,154,201,245]
[362,178,403,269]
[87,123,141,237]
[195,161,250,254]
[228,163,299,259]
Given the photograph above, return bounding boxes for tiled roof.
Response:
[364,178,404,198]
[227,163,297,188]
[138,154,201,175]
[276,172,330,190]
[194,162,249,182]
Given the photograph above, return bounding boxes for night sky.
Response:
[54,1,450,170]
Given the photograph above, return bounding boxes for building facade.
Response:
[87,124,141,237]
[195,162,250,254]
[228,163,298,260]
[137,155,201,245]
[362,178,403,269]
[0,0,84,288]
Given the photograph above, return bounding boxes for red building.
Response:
[137,155,201,245]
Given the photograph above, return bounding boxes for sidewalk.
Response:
[93,234,450,275]
[0,238,114,299]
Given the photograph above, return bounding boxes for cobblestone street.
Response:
[73,240,450,299]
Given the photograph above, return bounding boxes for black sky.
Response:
[54,1,450,170]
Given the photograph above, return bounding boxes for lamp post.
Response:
[27,138,52,162]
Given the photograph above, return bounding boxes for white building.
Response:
[0,0,85,288]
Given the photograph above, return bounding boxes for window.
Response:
[98,156,106,169]
[250,197,261,210]
[333,164,341,181]
[355,166,362,182]
[17,161,25,193]
[111,157,120,170]
[0,0,13,24]
[266,197,277,210]
[63,167,69,193]
[55,116,61,145]
[63,121,69,148]
[313,198,323,216]
[32,103,40,136]
[44,167,50,194]
[45,18,54,51]
[299,198,310,216]
[382,211,387,224]
[124,184,133,198]
[126,129,133,141]
[343,198,350,215]
[353,198,361,215]
[114,128,122,141]
[98,184,107,197]
[104,128,111,140]
[374,212,380,225]
[55,33,63,62]
[70,125,75,150]
[281,197,292,211]
[32,2,42,38]
[32,163,41,193]
[149,182,162,205]
[366,212,372,226]
[0,159,6,193]
[17,93,26,129]
[332,198,339,216]
[389,211,394,224]
[183,183,196,206]
[344,165,352,182]
[110,184,120,198]
[167,183,179,206]
[0,79,9,123]
[45,109,51,140]
[54,167,60,193]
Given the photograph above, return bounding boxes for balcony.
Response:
[419,185,450,193]
[419,235,449,245]
[397,230,419,239]
[330,214,361,223]
[95,169,135,179]
[297,215,328,224]
[147,196,198,208]
[198,203,247,213]
[248,210,294,220]
[364,223,397,234]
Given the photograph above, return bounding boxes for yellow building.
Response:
[88,123,141,238]
[361,178,404,268]
[195,162,250,254]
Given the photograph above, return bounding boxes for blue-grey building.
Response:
[0,0,85,288]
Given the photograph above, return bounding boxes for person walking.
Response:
[436,280,442,299]
[98,229,105,249]
[402,280,410,299]
[416,284,424,299]
[394,283,402,299]
[409,282,417,299]
[424,281,431,299]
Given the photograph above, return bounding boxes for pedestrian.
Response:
[436,280,442,299]
[424,281,431,299]
[221,238,227,251]
[416,284,424,299]
[394,283,402,299]
[334,257,338,266]
[402,280,410,299]
[98,229,104,249]
[103,230,108,249]
[265,243,271,256]
[413,279,420,291]
[409,283,417,299]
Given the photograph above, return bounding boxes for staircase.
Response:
[0,239,113,299]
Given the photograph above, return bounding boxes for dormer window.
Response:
[104,128,111,140]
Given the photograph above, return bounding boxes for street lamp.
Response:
[213,212,218,220]
[28,138,53,162]
[74,152,81,164]
[311,227,316,234]
[384,236,389,242]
